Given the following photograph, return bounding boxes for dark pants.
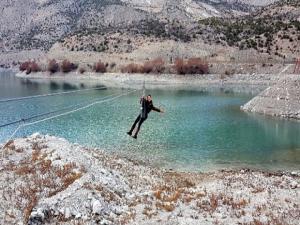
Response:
[129,115,147,137]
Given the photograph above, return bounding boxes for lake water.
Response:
[1,70,300,171]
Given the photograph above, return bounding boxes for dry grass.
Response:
[155,202,175,212]
[154,188,181,202]
[1,140,24,157]
[119,210,137,225]
[15,164,35,176]
[3,140,15,150]
[32,149,41,162]
[252,187,265,193]
[40,159,52,174]
[55,162,76,178]
[62,172,82,187]
[253,219,264,225]
[2,147,85,223]
[209,194,218,212]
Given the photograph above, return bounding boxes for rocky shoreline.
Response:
[241,75,300,120]
[0,134,299,225]
[15,71,285,93]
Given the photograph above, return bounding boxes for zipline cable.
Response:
[0,92,121,128]
[0,86,107,103]
[1,89,137,152]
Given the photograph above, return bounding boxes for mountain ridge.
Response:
[0,0,280,52]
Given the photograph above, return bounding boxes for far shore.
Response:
[15,71,296,94]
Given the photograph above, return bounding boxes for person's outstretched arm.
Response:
[152,105,164,113]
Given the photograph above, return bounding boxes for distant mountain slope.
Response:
[197,0,300,58]
[0,0,279,52]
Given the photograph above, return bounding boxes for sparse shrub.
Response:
[19,61,31,71]
[110,62,116,69]
[93,61,107,73]
[60,60,78,73]
[141,58,165,74]
[225,70,233,76]
[174,58,185,75]
[186,58,209,74]
[29,62,41,73]
[19,61,41,74]
[121,63,141,73]
[209,193,218,212]
[174,58,208,75]
[79,67,86,74]
[48,59,60,74]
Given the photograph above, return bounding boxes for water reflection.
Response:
[50,81,60,90]
[62,82,78,90]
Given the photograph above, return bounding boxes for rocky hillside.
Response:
[198,0,300,59]
[0,0,279,52]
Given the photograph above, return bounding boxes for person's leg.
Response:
[132,117,146,138]
[128,115,141,135]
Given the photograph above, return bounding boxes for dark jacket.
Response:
[140,98,160,118]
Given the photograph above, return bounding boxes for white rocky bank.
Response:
[242,76,300,120]
[0,134,299,225]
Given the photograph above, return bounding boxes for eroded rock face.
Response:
[241,76,300,120]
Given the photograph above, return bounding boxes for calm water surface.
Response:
[1,70,300,171]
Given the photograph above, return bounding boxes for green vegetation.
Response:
[198,15,300,54]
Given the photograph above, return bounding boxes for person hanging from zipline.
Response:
[127,95,164,139]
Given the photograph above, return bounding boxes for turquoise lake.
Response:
[1,70,300,171]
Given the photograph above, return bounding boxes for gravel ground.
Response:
[0,134,299,225]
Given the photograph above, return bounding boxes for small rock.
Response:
[31,132,41,139]
[29,208,45,225]
[64,208,71,219]
[59,208,64,214]
[100,219,112,225]
[113,207,123,215]
[88,193,93,200]
[109,211,116,219]
[290,181,298,189]
[75,213,82,219]
[82,215,89,220]
[291,171,299,176]
[54,209,59,216]
[103,180,108,185]
[92,200,103,214]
